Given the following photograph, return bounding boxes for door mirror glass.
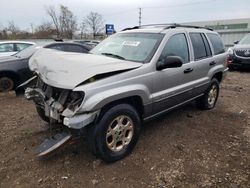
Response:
[156,56,183,70]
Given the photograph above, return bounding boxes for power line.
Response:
[103,0,221,25]
[139,8,142,26]
[104,9,137,17]
[142,0,219,9]
[104,0,219,17]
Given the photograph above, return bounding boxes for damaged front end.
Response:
[25,78,98,128]
[24,78,98,157]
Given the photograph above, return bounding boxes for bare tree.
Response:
[79,21,86,39]
[34,21,54,38]
[59,5,77,39]
[84,12,104,38]
[45,6,60,37]
[45,5,77,39]
[7,21,19,36]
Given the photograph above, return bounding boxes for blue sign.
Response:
[105,24,114,35]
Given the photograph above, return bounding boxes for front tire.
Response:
[88,104,141,162]
[196,78,220,110]
[36,106,50,123]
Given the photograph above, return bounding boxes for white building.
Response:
[185,18,250,48]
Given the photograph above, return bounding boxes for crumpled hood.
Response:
[29,49,142,89]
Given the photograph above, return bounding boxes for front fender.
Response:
[74,84,151,112]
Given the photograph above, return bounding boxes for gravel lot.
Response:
[0,71,250,188]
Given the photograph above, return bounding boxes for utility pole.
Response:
[139,8,142,26]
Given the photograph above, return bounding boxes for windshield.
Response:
[91,33,164,62]
[13,44,42,58]
[239,34,250,45]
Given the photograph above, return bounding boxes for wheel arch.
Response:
[212,71,223,83]
[99,96,144,120]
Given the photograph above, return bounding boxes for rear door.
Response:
[187,32,214,96]
[206,33,226,68]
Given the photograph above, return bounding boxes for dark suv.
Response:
[227,34,250,70]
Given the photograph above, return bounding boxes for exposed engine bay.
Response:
[25,77,84,122]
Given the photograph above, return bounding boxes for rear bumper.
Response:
[228,55,250,69]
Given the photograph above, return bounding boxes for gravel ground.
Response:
[0,71,249,188]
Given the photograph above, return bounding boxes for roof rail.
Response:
[122,23,213,31]
[164,23,213,31]
[122,26,140,31]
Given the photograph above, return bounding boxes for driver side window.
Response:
[159,33,189,64]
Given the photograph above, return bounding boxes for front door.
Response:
[152,32,197,114]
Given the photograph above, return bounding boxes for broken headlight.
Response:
[66,91,85,111]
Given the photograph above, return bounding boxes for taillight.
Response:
[226,56,232,66]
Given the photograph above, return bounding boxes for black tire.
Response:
[36,106,50,123]
[196,78,220,110]
[0,76,14,92]
[88,104,141,162]
[228,66,235,71]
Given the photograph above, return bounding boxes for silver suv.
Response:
[25,24,228,162]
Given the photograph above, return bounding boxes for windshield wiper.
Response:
[101,53,126,60]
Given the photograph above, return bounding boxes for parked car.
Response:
[227,33,250,70]
[73,40,100,48]
[0,41,35,57]
[25,24,228,162]
[0,42,90,92]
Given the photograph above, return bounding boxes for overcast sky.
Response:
[0,0,250,32]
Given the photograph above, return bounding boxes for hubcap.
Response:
[0,77,13,92]
[208,85,218,106]
[106,115,134,152]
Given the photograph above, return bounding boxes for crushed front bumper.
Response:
[63,111,99,129]
[25,87,99,129]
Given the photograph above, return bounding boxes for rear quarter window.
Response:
[207,33,225,55]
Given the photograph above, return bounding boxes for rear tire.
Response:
[196,78,220,110]
[87,104,141,162]
[0,76,14,92]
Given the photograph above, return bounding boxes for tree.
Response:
[7,21,19,36]
[79,21,86,39]
[84,12,104,38]
[46,6,60,37]
[59,5,77,39]
[34,21,55,38]
[45,5,77,39]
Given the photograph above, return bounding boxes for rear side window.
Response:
[160,33,189,64]
[207,33,225,55]
[48,44,65,51]
[190,33,207,60]
[16,43,32,51]
[65,44,85,53]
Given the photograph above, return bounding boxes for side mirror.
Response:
[234,41,239,45]
[156,56,183,71]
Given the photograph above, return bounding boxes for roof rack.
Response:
[122,23,213,31]
[164,23,213,31]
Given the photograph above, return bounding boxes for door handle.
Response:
[209,61,216,66]
[184,68,193,74]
